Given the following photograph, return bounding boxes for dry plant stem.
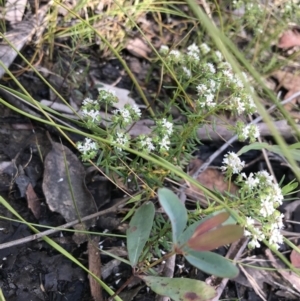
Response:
[191,90,300,179]
[155,255,176,301]
[239,264,267,301]
[88,236,103,301]
[0,196,129,250]
[209,237,249,301]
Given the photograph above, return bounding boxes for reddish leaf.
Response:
[290,247,300,268]
[187,225,243,251]
[191,212,230,239]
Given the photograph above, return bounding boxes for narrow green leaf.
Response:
[288,142,300,149]
[281,181,298,195]
[126,202,155,267]
[191,212,229,239]
[188,225,243,251]
[157,188,187,245]
[139,276,216,301]
[184,248,239,278]
[237,142,269,156]
[269,145,300,161]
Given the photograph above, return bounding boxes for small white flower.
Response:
[269,228,283,248]
[209,79,217,91]
[140,137,155,152]
[215,50,223,61]
[205,93,216,108]
[82,97,96,106]
[260,196,275,217]
[272,213,284,230]
[114,132,130,151]
[120,108,130,120]
[244,173,259,189]
[257,170,274,186]
[248,239,261,248]
[222,69,234,81]
[200,43,211,54]
[169,50,182,62]
[159,135,170,151]
[161,119,173,136]
[196,84,208,94]
[77,138,98,155]
[187,51,200,62]
[271,184,284,205]
[231,97,245,115]
[241,124,260,142]
[221,152,245,174]
[246,216,255,227]
[247,227,265,249]
[82,109,101,123]
[245,95,257,112]
[182,66,191,78]
[206,63,216,74]
[131,104,142,118]
[187,43,200,54]
[160,45,169,55]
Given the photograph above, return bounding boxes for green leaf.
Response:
[157,188,187,245]
[184,248,239,278]
[288,142,300,149]
[282,182,298,195]
[139,276,216,301]
[126,202,155,267]
[270,145,300,161]
[187,225,243,251]
[237,142,269,156]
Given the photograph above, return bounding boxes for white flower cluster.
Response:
[98,88,118,106]
[187,43,200,62]
[219,64,257,115]
[112,104,142,126]
[81,97,101,126]
[77,138,99,161]
[113,132,130,151]
[241,171,284,250]
[154,118,173,153]
[236,121,260,143]
[137,135,155,153]
[220,152,245,174]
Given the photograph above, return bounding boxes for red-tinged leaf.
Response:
[290,247,300,268]
[191,212,230,239]
[188,225,243,251]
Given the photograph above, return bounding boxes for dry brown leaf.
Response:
[290,247,300,268]
[272,70,300,111]
[126,37,151,58]
[266,249,300,293]
[185,158,238,206]
[26,183,41,219]
[278,29,300,49]
[42,140,98,244]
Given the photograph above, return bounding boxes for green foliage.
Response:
[126,202,155,267]
[126,188,243,299]
[139,276,216,301]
